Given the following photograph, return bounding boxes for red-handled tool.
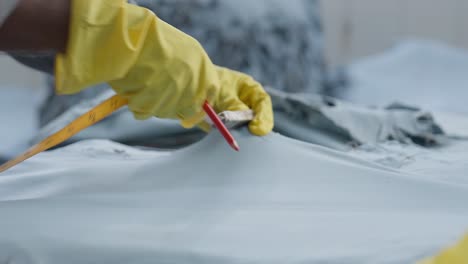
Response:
[203,101,240,151]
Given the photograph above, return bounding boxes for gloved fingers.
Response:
[248,93,274,136]
[238,78,274,136]
[196,96,250,133]
[197,120,212,133]
[214,96,251,113]
[418,259,433,264]
[179,110,207,129]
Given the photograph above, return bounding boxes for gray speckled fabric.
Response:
[136,0,326,94]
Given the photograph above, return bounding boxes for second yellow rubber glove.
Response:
[419,234,468,264]
[55,0,273,136]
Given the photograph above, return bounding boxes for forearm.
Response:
[0,0,70,52]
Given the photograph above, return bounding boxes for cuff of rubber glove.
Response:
[55,0,131,95]
[54,0,92,95]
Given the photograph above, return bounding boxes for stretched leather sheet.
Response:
[0,129,467,263]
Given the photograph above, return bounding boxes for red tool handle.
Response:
[203,101,240,151]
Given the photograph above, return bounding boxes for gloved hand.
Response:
[55,0,273,136]
[193,66,274,135]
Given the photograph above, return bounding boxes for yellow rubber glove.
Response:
[419,234,468,264]
[55,0,273,136]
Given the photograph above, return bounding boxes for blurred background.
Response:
[323,0,468,67]
[3,0,468,84]
[1,0,468,156]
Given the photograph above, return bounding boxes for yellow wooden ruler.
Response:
[0,95,129,173]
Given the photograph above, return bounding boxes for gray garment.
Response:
[32,86,446,150]
[31,89,205,149]
[269,88,445,149]
[10,52,55,75]
[38,79,110,128]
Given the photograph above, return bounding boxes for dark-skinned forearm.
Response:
[0,0,70,52]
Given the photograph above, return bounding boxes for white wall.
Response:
[322,0,468,67]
